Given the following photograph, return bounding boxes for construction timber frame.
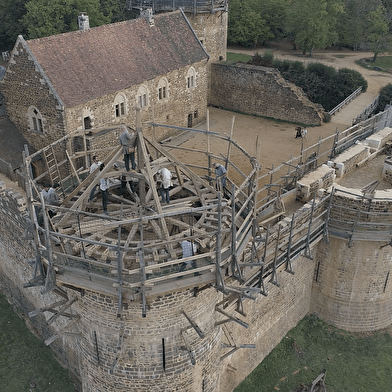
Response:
[23,106,392,324]
[126,0,228,14]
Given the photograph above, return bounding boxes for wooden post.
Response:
[304,193,316,259]
[269,224,280,287]
[285,213,295,274]
[323,187,335,244]
[39,192,56,294]
[225,115,235,170]
[138,206,147,317]
[215,192,226,292]
[117,217,123,317]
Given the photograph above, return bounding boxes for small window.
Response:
[186,67,196,89]
[137,85,149,108]
[114,93,127,118]
[194,110,198,119]
[158,78,169,101]
[28,106,44,133]
[84,116,92,129]
[159,86,166,100]
[115,102,125,117]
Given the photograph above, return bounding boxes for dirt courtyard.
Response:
[176,43,392,176]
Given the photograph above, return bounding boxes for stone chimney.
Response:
[78,12,90,31]
[140,8,154,26]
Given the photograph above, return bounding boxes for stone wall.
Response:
[186,12,228,64]
[210,63,324,126]
[0,179,82,384]
[1,38,208,153]
[65,59,209,142]
[311,236,392,332]
[0,40,67,150]
[77,288,223,392]
[219,253,315,391]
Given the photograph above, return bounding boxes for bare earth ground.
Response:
[175,43,392,176]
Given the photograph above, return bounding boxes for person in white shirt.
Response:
[158,167,172,203]
[118,125,137,171]
[88,156,102,202]
[99,163,109,214]
[179,239,197,271]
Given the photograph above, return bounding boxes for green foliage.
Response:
[366,5,392,61]
[376,83,392,112]
[228,0,288,47]
[285,0,344,56]
[248,54,367,111]
[279,61,366,111]
[226,52,253,63]
[0,0,29,51]
[235,314,392,392]
[0,293,75,392]
[22,0,111,39]
[0,0,135,50]
[228,0,273,47]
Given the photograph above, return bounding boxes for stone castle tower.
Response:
[127,0,228,63]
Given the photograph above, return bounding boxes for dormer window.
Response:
[186,67,196,89]
[137,85,149,108]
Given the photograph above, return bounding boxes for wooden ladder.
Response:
[43,145,60,185]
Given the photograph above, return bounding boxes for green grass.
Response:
[356,55,392,73]
[235,314,392,392]
[0,293,75,392]
[226,52,253,63]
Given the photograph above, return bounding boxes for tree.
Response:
[337,0,372,50]
[366,5,392,62]
[228,0,273,47]
[99,0,138,23]
[252,0,288,42]
[22,0,110,39]
[0,0,29,51]
[285,0,344,56]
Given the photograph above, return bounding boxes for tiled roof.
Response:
[26,12,207,108]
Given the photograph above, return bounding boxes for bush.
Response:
[248,53,368,111]
[376,83,392,113]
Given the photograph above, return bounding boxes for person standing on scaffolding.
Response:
[118,125,137,172]
[99,163,109,214]
[158,167,172,204]
[88,155,102,202]
[212,162,227,192]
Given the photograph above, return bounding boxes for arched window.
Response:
[114,93,127,117]
[27,106,44,133]
[186,67,196,89]
[136,85,149,108]
[157,78,169,101]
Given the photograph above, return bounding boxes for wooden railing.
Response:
[328,86,362,116]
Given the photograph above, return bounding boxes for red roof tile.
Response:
[26,12,207,108]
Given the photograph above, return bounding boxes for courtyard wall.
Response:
[210,63,324,126]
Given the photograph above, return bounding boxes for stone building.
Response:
[0,11,209,151]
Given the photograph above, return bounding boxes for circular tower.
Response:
[311,185,392,332]
[128,0,228,63]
